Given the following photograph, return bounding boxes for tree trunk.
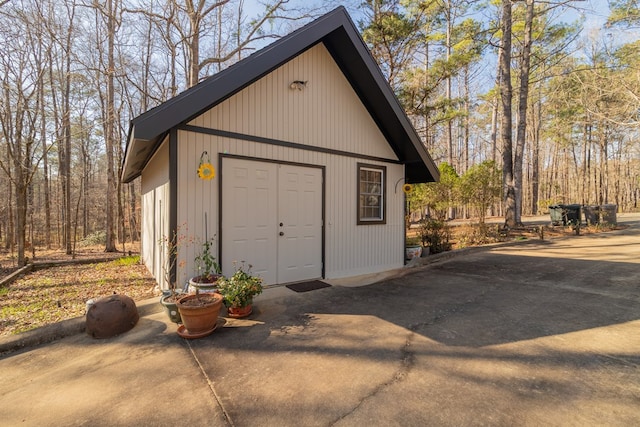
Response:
[445,2,453,168]
[513,0,534,225]
[63,46,72,255]
[128,183,139,242]
[40,67,51,249]
[500,0,516,227]
[530,98,540,215]
[186,0,202,88]
[105,0,118,252]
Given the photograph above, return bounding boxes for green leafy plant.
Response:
[417,218,451,254]
[406,236,420,246]
[216,262,263,308]
[112,256,140,266]
[193,237,221,283]
[459,161,501,224]
[78,231,106,247]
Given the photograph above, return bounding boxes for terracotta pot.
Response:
[176,293,223,334]
[227,304,252,319]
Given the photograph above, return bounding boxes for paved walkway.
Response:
[1,214,639,426]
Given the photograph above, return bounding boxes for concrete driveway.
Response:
[1,215,639,426]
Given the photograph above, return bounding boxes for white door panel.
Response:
[222,160,278,284]
[277,165,323,284]
[222,158,322,285]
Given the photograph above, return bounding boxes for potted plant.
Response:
[405,236,422,260]
[159,228,186,324]
[216,262,264,318]
[176,291,224,338]
[188,236,222,293]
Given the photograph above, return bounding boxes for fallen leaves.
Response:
[0,256,158,336]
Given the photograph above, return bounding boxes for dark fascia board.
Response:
[319,17,439,183]
[121,6,439,183]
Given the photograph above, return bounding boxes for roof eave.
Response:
[121,6,440,184]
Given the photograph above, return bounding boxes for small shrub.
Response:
[456,223,502,248]
[418,218,452,254]
[79,231,106,247]
[405,236,421,246]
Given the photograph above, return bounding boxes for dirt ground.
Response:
[412,215,620,250]
[0,243,157,337]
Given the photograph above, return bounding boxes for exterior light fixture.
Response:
[289,80,307,91]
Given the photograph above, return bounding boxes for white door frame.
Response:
[220,155,325,285]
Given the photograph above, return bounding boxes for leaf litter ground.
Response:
[0,248,157,336]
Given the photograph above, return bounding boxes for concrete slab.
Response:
[1,214,639,426]
[0,310,229,426]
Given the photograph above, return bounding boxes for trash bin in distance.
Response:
[583,205,600,225]
[549,205,563,226]
[563,204,582,226]
[600,204,617,225]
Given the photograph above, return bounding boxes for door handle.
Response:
[279,232,284,236]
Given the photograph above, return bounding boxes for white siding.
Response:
[176,132,405,282]
[140,138,170,288]
[189,43,398,161]
[172,42,406,283]
[175,130,219,287]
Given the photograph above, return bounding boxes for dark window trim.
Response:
[357,163,386,225]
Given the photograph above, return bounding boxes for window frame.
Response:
[357,163,386,225]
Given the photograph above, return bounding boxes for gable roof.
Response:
[121,6,439,184]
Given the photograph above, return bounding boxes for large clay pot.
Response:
[176,293,223,335]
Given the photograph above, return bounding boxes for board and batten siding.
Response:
[173,41,407,283]
[176,132,405,282]
[140,137,170,288]
[188,42,398,161]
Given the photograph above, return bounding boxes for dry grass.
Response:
[0,245,158,337]
[408,221,621,250]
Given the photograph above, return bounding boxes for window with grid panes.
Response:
[357,164,386,224]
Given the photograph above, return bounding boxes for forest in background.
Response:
[0,0,638,267]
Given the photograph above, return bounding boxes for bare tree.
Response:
[0,3,48,266]
[513,0,535,225]
[499,0,516,227]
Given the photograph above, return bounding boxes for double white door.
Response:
[221,158,323,285]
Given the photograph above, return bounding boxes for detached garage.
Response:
[121,6,439,289]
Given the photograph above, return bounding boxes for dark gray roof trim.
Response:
[121,6,439,184]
